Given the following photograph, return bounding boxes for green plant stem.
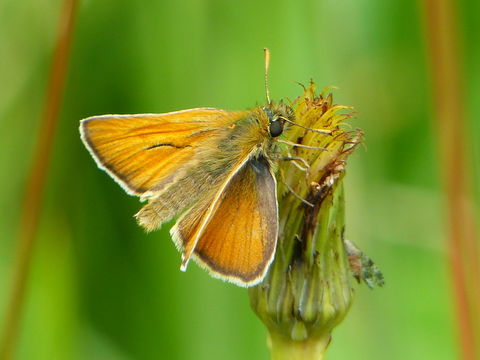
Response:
[268,333,331,360]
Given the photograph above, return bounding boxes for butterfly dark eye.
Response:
[269,118,284,137]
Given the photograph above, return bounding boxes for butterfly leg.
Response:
[277,139,327,151]
[278,116,332,135]
[278,168,314,207]
[280,156,310,172]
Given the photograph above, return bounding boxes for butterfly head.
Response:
[263,103,293,138]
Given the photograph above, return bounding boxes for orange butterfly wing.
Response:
[171,155,278,286]
[80,108,245,197]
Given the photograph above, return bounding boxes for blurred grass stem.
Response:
[0,0,78,358]
[423,0,480,359]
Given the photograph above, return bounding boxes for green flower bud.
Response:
[249,83,364,359]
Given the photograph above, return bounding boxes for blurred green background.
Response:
[1,0,479,359]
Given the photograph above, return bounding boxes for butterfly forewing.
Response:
[80,109,244,197]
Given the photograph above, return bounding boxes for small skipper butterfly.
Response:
[79,49,329,286]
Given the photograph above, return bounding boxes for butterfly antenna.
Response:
[264,48,271,104]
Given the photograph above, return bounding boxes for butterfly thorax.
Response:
[218,102,293,158]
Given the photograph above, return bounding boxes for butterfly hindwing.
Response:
[171,155,278,287]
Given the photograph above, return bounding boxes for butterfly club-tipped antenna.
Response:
[263,49,331,136]
[264,48,271,105]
